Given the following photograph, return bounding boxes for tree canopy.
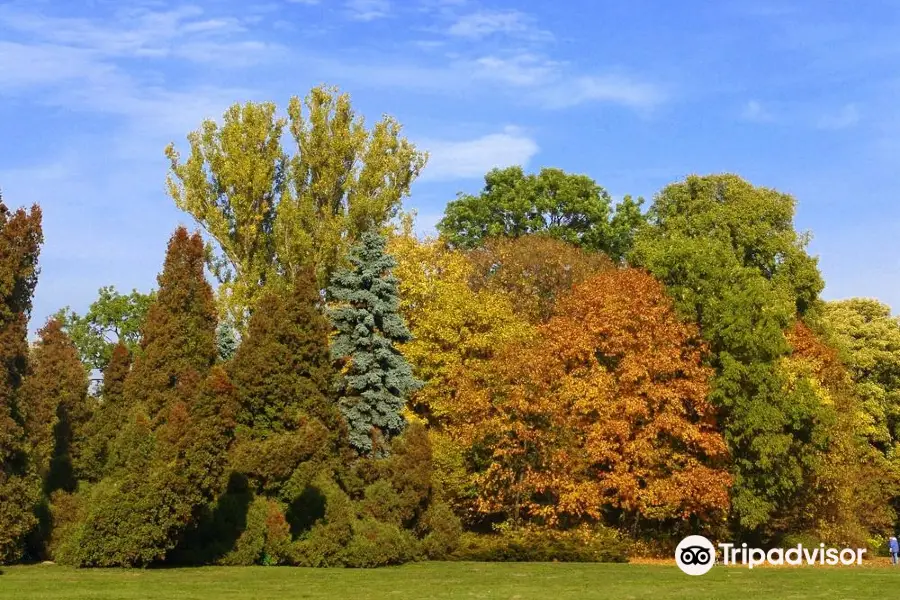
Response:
[437,166,644,261]
[166,86,427,329]
[631,173,826,532]
[54,286,154,372]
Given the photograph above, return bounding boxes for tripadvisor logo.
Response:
[675,535,867,575]
[675,535,716,576]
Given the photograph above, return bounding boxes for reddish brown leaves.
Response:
[454,269,731,526]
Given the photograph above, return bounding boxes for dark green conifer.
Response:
[124,227,217,420]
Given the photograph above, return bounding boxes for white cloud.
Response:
[345,0,391,21]
[817,104,860,130]
[0,4,279,68]
[741,100,774,122]
[447,9,551,41]
[540,75,665,110]
[472,54,560,86]
[420,126,539,181]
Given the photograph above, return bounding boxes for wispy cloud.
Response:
[345,0,392,21]
[817,104,861,130]
[419,126,539,181]
[0,5,275,64]
[447,9,552,41]
[472,54,561,86]
[540,74,666,110]
[741,100,775,122]
[0,4,268,137]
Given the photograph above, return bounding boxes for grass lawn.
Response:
[2,561,897,600]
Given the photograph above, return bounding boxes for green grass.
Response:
[1,562,896,600]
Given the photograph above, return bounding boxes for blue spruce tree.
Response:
[328,232,421,456]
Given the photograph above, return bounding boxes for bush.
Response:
[419,500,462,560]
[452,525,629,563]
[290,476,355,567]
[47,490,85,562]
[344,518,420,568]
[220,497,291,566]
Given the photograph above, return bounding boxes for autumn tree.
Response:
[630,173,826,532]
[777,322,897,545]
[822,298,900,452]
[465,234,613,323]
[453,269,730,528]
[0,196,43,563]
[67,366,238,567]
[124,227,218,421]
[21,319,91,494]
[54,286,154,372]
[388,226,534,425]
[165,86,427,329]
[437,166,645,261]
[329,232,420,456]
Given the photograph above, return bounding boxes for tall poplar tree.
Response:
[328,232,420,456]
[0,196,43,563]
[165,85,427,329]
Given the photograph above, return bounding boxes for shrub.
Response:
[344,517,420,568]
[419,500,462,560]
[290,476,355,567]
[452,525,629,563]
[47,490,85,562]
[220,497,292,566]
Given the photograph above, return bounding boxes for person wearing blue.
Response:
[890,535,899,565]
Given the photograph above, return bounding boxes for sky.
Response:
[1,0,899,330]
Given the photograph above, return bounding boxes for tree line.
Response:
[1,85,898,567]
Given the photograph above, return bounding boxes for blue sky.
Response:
[1,0,899,329]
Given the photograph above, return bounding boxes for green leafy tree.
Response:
[124,227,218,421]
[0,196,43,564]
[21,319,91,494]
[165,85,427,329]
[437,166,645,260]
[54,286,154,372]
[630,173,826,533]
[328,232,421,456]
[822,298,900,451]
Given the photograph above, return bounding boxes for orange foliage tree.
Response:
[452,269,731,528]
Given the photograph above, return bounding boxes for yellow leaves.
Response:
[166,86,427,328]
[389,230,535,426]
[442,267,731,526]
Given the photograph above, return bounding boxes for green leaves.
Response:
[437,166,645,261]
[166,86,427,330]
[631,173,826,532]
[54,286,154,373]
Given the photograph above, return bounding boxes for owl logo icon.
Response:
[675,535,716,576]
